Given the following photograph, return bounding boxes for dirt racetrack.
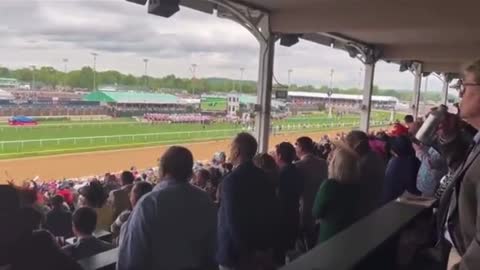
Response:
[0,128,356,183]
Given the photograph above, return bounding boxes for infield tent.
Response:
[127,0,480,152]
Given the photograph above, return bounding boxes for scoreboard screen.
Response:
[275,90,288,99]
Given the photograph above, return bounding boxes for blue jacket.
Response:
[383,136,421,203]
[216,161,279,267]
[118,180,217,270]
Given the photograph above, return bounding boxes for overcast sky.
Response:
[0,0,444,91]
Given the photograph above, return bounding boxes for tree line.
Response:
[0,66,453,102]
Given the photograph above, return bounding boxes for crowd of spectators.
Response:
[1,110,475,270]
[0,123,424,269]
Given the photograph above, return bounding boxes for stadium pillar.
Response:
[359,62,376,132]
[411,62,423,120]
[253,15,275,153]
[442,73,454,106]
[203,1,273,152]
[442,80,449,106]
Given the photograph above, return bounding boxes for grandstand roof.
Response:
[288,91,399,103]
[83,91,178,104]
[179,0,480,74]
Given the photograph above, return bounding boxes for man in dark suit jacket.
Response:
[45,195,73,238]
[62,207,114,260]
[107,171,135,220]
[436,60,480,270]
[217,133,279,270]
[275,142,304,264]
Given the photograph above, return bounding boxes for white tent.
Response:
[0,89,14,100]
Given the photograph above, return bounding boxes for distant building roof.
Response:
[0,78,19,88]
[239,95,256,104]
[0,78,18,82]
[288,91,399,103]
[83,91,178,104]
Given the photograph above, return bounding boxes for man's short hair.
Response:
[296,136,314,153]
[131,182,153,202]
[72,207,97,235]
[276,142,296,163]
[159,146,194,182]
[465,59,480,83]
[120,171,135,185]
[232,132,258,160]
[50,195,64,208]
[404,115,414,124]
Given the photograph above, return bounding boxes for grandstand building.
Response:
[0,89,14,101]
[0,78,19,89]
[287,91,398,111]
[84,90,196,117]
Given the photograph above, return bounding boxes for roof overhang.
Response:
[178,0,479,75]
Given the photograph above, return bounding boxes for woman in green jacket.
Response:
[312,144,361,245]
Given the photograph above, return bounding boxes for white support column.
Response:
[441,73,453,106]
[359,62,375,132]
[412,63,423,120]
[442,79,449,106]
[254,15,275,153]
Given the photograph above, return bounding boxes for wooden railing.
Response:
[77,199,432,270]
[78,247,118,270]
[280,200,433,270]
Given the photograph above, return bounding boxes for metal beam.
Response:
[187,0,273,152]
[254,15,275,153]
[411,63,423,120]
[359,63,375,132]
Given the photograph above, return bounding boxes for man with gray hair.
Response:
[436,59,480,270]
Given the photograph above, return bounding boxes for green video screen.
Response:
[200,97,227,112]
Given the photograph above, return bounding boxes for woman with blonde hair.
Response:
[312,143,361,245]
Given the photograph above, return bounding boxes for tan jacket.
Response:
[295,154,328,230]
[108,184,133,220]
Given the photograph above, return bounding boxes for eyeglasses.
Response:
[451,80,480,95]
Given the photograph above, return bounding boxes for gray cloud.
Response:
[0,0,441,91]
